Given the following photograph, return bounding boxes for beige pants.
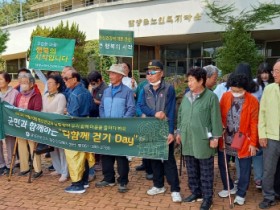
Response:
[65,150,95,182]
[17,137,42,173]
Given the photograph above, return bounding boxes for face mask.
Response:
[20,84,29,92]
[92,85,98,90]
[150,80,161,86]
[232,92,245,98]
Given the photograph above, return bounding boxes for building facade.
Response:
[1,0,280,77]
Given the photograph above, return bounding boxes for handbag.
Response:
[34,143,54,155]
[231,132,246,150]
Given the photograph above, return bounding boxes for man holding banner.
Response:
[138,60,182,202]
[96,64,135,193]
[63,67,94,194]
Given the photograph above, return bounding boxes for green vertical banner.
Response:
[99,29,134,57]
[29,36,75,71]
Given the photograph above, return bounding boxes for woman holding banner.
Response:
[42,75,68,182]
[0,71,19,175]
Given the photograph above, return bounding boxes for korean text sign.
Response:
[99,30,134,57]
[0,102,168,160]
[29,36,75,71]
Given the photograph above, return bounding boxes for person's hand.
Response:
[155,111,166,120]
[259,138,268,148]
[167,134,174,144]
[210,138,218,148]
[93,98,100,105]
[131,78,136,88]
[175,134,181,145]
[249,145,257,156]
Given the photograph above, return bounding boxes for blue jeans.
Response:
[252,148,263,182]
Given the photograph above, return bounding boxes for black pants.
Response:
[151,142,180,192]
[73,159,89,186]
[143,158,153,174]
[274,157,280,195]
[102,155,129,185]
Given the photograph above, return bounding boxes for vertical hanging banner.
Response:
[29,36,75,71]
[99,29,134,57]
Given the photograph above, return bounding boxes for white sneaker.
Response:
[171,192,182,202]
[218,187,237,198]
[147,187,166,195]
[234,195,245,205]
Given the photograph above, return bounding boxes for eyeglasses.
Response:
[90,82,96,86]
[271,70,280,75]
[63,77,73,81]
[146,70,161,75]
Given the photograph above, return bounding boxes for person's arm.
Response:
[166,86,176,134]
[124,89,136,117]
[55,94,67,114]
[249,97,259,147]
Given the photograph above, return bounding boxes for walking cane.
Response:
[223,133,234,209]
[8,138,18,182]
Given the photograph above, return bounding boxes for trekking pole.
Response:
[8,138,18,182]
[223,133,234,209]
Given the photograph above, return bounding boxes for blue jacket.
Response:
[67,83,93,117]
[138,80,176,134]
[99,83,135,118]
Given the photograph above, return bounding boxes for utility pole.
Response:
[20,0,23,22]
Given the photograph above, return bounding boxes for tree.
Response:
[205,1,280,75]
[0,28,9,54]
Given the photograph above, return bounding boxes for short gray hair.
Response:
[203,65,219,78]
[20,73,35,84]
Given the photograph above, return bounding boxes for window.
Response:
[85,0,94,6]
[64,4,72,12]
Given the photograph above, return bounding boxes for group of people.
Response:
[0,58,280,210]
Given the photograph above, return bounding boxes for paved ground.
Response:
[0,155,279,210]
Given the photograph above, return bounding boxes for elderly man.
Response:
[139,60,182,202]
[63,67,94,194]
[204,65,219,90]
[15,73,43,178]
[258,59,280,209]
[95,64,135,193]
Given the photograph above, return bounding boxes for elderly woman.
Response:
[0,71,19,175]
[14,73,43,178]
[176,67,223,210]
[42,75,68,182]
[218,73,259,205]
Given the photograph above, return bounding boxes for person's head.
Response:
[257,62,274,86]
[146,60,164,86]
[186,67,207,93]
[226,73,249,98]
[47,75,64,94]
[0,71,11,90]
[17,68,31,82]
[107,64,126,86]
[88,71,103,89]
[122,63,131,77]
[203,65,219,89]
[61,66,75,78]
[62,67,80,89]
[47,71,60,78]
[272,59,280,84]
[19,73,35,93]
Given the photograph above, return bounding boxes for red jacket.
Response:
[219,91,259,158]
[15,90,42,112]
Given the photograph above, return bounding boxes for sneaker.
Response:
[33,171,43,179]
[118,184,128,193]
[259,199,276,209]
[18,170,30,176]
[183,194,203,202]
[58,175,68,183]
[135,164,146,171]
[127,156,133,161]
[146,173,153,180]
[83,181,90,188]
[147,186,166,195]
[48,165,55,171]
[65,184,85,194]
[95,180,115,188]
[218,187,237,198]
[0,167,6,175]
[255,180,262,189]
[234,195,245,205]
[88,167,96,182]
[171,192,182,202]
[50,171,60,176]
[200,199,213,210]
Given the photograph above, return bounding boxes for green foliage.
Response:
[0,56,6,70]
[28,21,88,76]
[165,75,188,98]
[84,40,117,84]
[0,28,9,54]
[205,0,280,75]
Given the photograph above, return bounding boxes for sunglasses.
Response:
[63,77,73,81]
[146,70,161,75]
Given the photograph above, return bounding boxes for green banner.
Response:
[29,36,75,71]
[0,102,168,160]
[99,30,134,57]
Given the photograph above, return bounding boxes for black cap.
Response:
[146,60,163,70]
